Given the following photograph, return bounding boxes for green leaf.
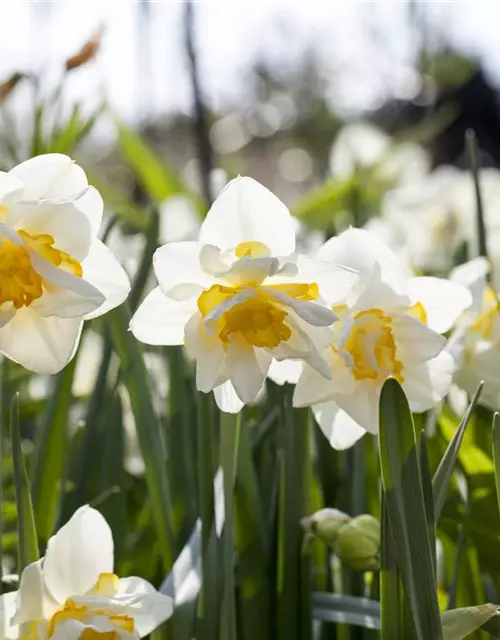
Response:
[380,496,401,639]
[466,129,489,262]
[220,411,241,640]
[441,604,500,639]
[31,358,77,544]
[106,304,175,570]
[492,412,500,518]
[433,383,482,522]
[116,122,204,213]
[311,592,380,629]
[235,422,270,640]
[10,394,39,570]
[276,393,309,640]
[379,378,442,640]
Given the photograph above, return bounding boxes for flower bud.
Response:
[301,508,351,546]
[334,514,380,572]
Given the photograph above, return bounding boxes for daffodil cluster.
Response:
[0,153,487,450]
[131,176,473,445]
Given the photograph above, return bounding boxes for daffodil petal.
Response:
[199,176,295,255]
[312,402,366,450]
[7,200,93,262]
[9,154,88,200]
[0,171,24,207]
[117,577,174,637]
[184,312,225,392]
[407,276,472,333]
[450,257,490,316]
[130,288,196,346]
[43,506,114,604]
[213,380,245,413]
[265,288,337,327]
[404,351,455,412]
[154,241,216,300]
[293,349,354,407]
[392,314,446,363]
[225,342,270,404]
[0,592,19,640]
[81,240,131,320]
[268,359,303,385]
[0,309,83,374]
[12,559,59,624]
[283,254,359,306]
[334,384,380,435]
[316,227,410,300]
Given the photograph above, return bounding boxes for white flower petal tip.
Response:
[199,176,296,255]
[0,154,128,373]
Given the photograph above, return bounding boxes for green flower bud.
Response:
[334,514,380,572]
[301,508,351,546]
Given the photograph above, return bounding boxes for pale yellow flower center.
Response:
[0,230,82,309]
[46,573,133,640]
[197,241,319,350]
[470,285,498,340]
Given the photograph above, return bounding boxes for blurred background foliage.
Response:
[3,1,500,639]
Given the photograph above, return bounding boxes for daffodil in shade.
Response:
[130,177,357,413]
[0,506,173,640]
[448,257,500,410]
[0,154,130,374]
[293,228,472,449]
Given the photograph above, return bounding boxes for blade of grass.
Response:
[11,393,39,570]
[433,383,482,522]
[379,378,442,640]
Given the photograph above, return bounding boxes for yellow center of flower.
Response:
[0,230,82,309]
[47,574,134,640]
[470,285,498,340]
[343,309,404,383]
[197,281,318,349]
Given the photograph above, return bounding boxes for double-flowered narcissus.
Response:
[0,154,130,374]
[130,176,358,413]
[292,228,472,449]
[0,506,173,640]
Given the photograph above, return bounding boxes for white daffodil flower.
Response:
[329,122,430,186]
[0,506,173,640]
[448,257,500,410]
[0,154,130,374]
[293,228,472,450]
[130,176,357,413]
[383,166,500,274]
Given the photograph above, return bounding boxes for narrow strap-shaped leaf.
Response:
[379,378,442,640]
[277,395,310,640]
[492,412,500,518]
[106,304,175,571]
[380,496,401,639]
[220,412,241,640]
[433,383,482,522]
[419,433,436,572]
[31,357,77,543]
[11,394,39,570]
[466,129,488,262]
[311,592,380,629]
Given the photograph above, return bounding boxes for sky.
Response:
[1,1,500,128]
